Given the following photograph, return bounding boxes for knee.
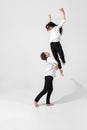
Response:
[49,88,53,93]
[43,88,48,93]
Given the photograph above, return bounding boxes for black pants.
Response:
[34,76,53,104]
[50,42,65,69]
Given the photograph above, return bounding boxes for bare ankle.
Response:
[46,103,54,106]
[60,69,64,76]
[34,101,39,107]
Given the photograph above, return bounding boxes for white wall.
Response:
[0,0,87,90]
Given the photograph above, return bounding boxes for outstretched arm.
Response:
[59,8,66,20]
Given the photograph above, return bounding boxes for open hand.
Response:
[54,65,58,70]
[48,14,52,21]
[59,8,64,12]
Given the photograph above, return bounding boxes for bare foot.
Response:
[34,101,39,107]
[46,103,54,106]
[60,69,64,76]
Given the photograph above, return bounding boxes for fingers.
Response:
[48,14,51,20]
[48,14,51,17]
[54,65,58,70]
[48,14,52,21]
[59,8,64,12]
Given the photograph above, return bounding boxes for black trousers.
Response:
[50,42,65,69]
[35,76,53,104]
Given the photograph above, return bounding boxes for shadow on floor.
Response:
[53,78,87,104]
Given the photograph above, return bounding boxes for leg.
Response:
[55,42,66,64]
[34,77,48,105]
[50,42,64,76]
[46,76,53,104]
[34,88,47,107]
[34,87,47,103]
[50,42,62,69]
[46,87,53,104]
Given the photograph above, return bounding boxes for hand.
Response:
[59,8,66,20]
[54,65,58,70]
[60,69,64,76]
[48,14,52,21]
[59,8,65,13]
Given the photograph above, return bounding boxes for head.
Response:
[40,52,50,60]
[45,22,57,31]
[45,21,63,35]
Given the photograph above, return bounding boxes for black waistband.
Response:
[50,41,60,44]
[45,76,53,80]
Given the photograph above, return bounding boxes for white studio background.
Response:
[0,0,87,130]
[0,0,87,88]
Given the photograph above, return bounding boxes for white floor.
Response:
[0,79,87,130]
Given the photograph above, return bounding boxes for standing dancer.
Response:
[34,52,58,107]
[45,8,66,76]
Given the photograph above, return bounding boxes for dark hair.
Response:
[40,52,47,60]
[45,22,57,30]
[45,21,63,35]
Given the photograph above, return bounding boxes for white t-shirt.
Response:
[49,19,66,43]
[44,57,57,77]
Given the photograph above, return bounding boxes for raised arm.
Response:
[59,8,66,20]
[48,14,52,21]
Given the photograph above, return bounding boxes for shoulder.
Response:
[47,57,53,63]
[53,25,60,30]
[47,56,57,64]
[47,56,52,61]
